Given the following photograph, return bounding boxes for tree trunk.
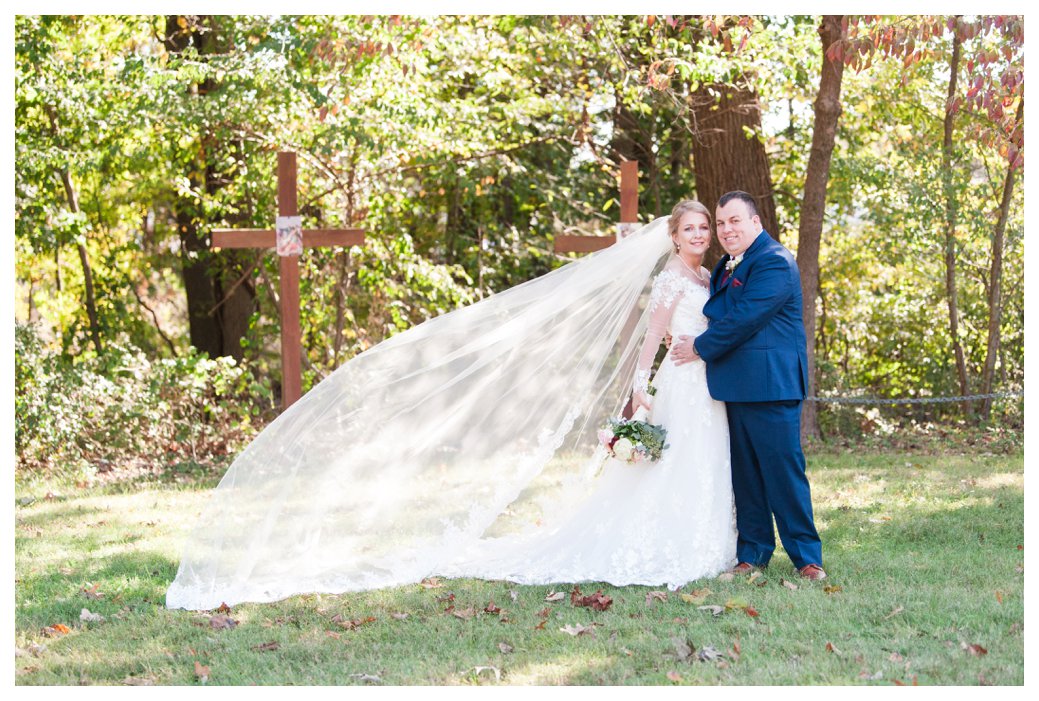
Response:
[689,83,778,267]
[165,15,256,360]
[941,23,971,417]
[57,169,103,355]
[796,15,846,440]
[980,99,1022,420]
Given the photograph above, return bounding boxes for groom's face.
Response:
[715,199,761,257]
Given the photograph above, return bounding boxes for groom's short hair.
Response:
[718,191,760,218]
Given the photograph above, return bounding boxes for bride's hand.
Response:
[632,391,652,413]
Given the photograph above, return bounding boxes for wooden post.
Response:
[212,151,366,411]
[278,152,303,407]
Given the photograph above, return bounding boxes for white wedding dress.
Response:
[440,260,737,588]
[166,218,736,610]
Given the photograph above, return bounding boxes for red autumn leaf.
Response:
[80,583,104,600]
[483,602,502,615]
[436,592,455,605]
[825,641,840,654]
[571,588,613,611]
[995,591,1004,604]
[215,602,231,614]
[420,577,443,589]
[893,675,919,686]
[533,620,547,630]
[536,607,550,619]
[193,661,210,683]
[667,671,683,682]
[744,606,759,618]
[964,643,988,656]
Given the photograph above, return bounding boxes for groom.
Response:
[672,191,825,580]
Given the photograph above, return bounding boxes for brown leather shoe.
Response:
[799,564,827,581]
[730,562,759,575]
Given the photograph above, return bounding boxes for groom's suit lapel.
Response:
[708,231,772,300]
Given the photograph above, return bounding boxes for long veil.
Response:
[166,217,675,610]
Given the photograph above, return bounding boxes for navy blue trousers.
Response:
[726,400,822,569]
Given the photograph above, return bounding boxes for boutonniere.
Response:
[725,254,744,274]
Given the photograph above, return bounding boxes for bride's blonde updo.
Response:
[668,200,712,239]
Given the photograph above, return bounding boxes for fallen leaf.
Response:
[498,642,514,654]
[80,608,104,623]
[560,623,597,637]
[826,641,841,655]
[744,606,759,618]
[823,585,843,594]
[42,623,71,637]
[483,601,502,615]
[888,651,904,662]
[80,583,104,600]
[781,578,799,591]
[698,605,724,617]
[252,641,280,652]
[995,591,1004,604]
[679,587,711,604]
[509,590,519,602]
[348,673,383,684]
[533,620,546,630]
[332,615,376,630]
[671,636,694,662]
[215,602,232,614]
[645,590,668,606]
[208,614,237,630]
[436,592,456,604]
[420,577,443,589]
[536,607,550,618]
[544,590,566,602]
[194,661,210,684]
[729,640,741,661]
[451,607,477,621]
[892,675,919,686]
[716,572,735,582]
[571,587,613,611]
[667,671,683,682]
[390,612,409,620]
[883,605,905,620]
[326,631,342,639]
[747,571,762,583]
[672,617,688,624]
[963,642,988,656]
[724,597,749,611]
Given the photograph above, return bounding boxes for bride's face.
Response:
[672,211,712,257]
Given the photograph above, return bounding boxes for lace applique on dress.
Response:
[647,269,688,313]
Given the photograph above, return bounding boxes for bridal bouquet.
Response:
[597,407,668,465]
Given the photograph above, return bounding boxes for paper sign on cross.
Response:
[554,160,639,253]
[211,151,365,411]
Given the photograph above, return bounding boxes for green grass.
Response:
[15,450,1024,685]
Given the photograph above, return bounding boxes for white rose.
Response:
[612,438,634,462]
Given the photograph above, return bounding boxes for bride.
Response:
[166,200,736,610]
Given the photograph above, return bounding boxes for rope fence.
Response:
[806,390,1023,406]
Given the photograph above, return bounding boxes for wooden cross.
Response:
[554,160,639,253]
[211,151,365,411]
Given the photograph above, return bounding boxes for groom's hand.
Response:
[671,335,700,366]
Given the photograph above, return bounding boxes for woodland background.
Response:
[14,15,1024,482]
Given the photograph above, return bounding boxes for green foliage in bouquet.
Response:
[607,417,669,462]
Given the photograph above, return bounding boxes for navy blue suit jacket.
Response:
[694,231,809,403]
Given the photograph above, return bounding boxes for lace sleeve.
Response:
[633,269,684,394]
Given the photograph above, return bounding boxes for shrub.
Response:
[15,323,271,479]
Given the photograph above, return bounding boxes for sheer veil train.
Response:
[167,217,676,610]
